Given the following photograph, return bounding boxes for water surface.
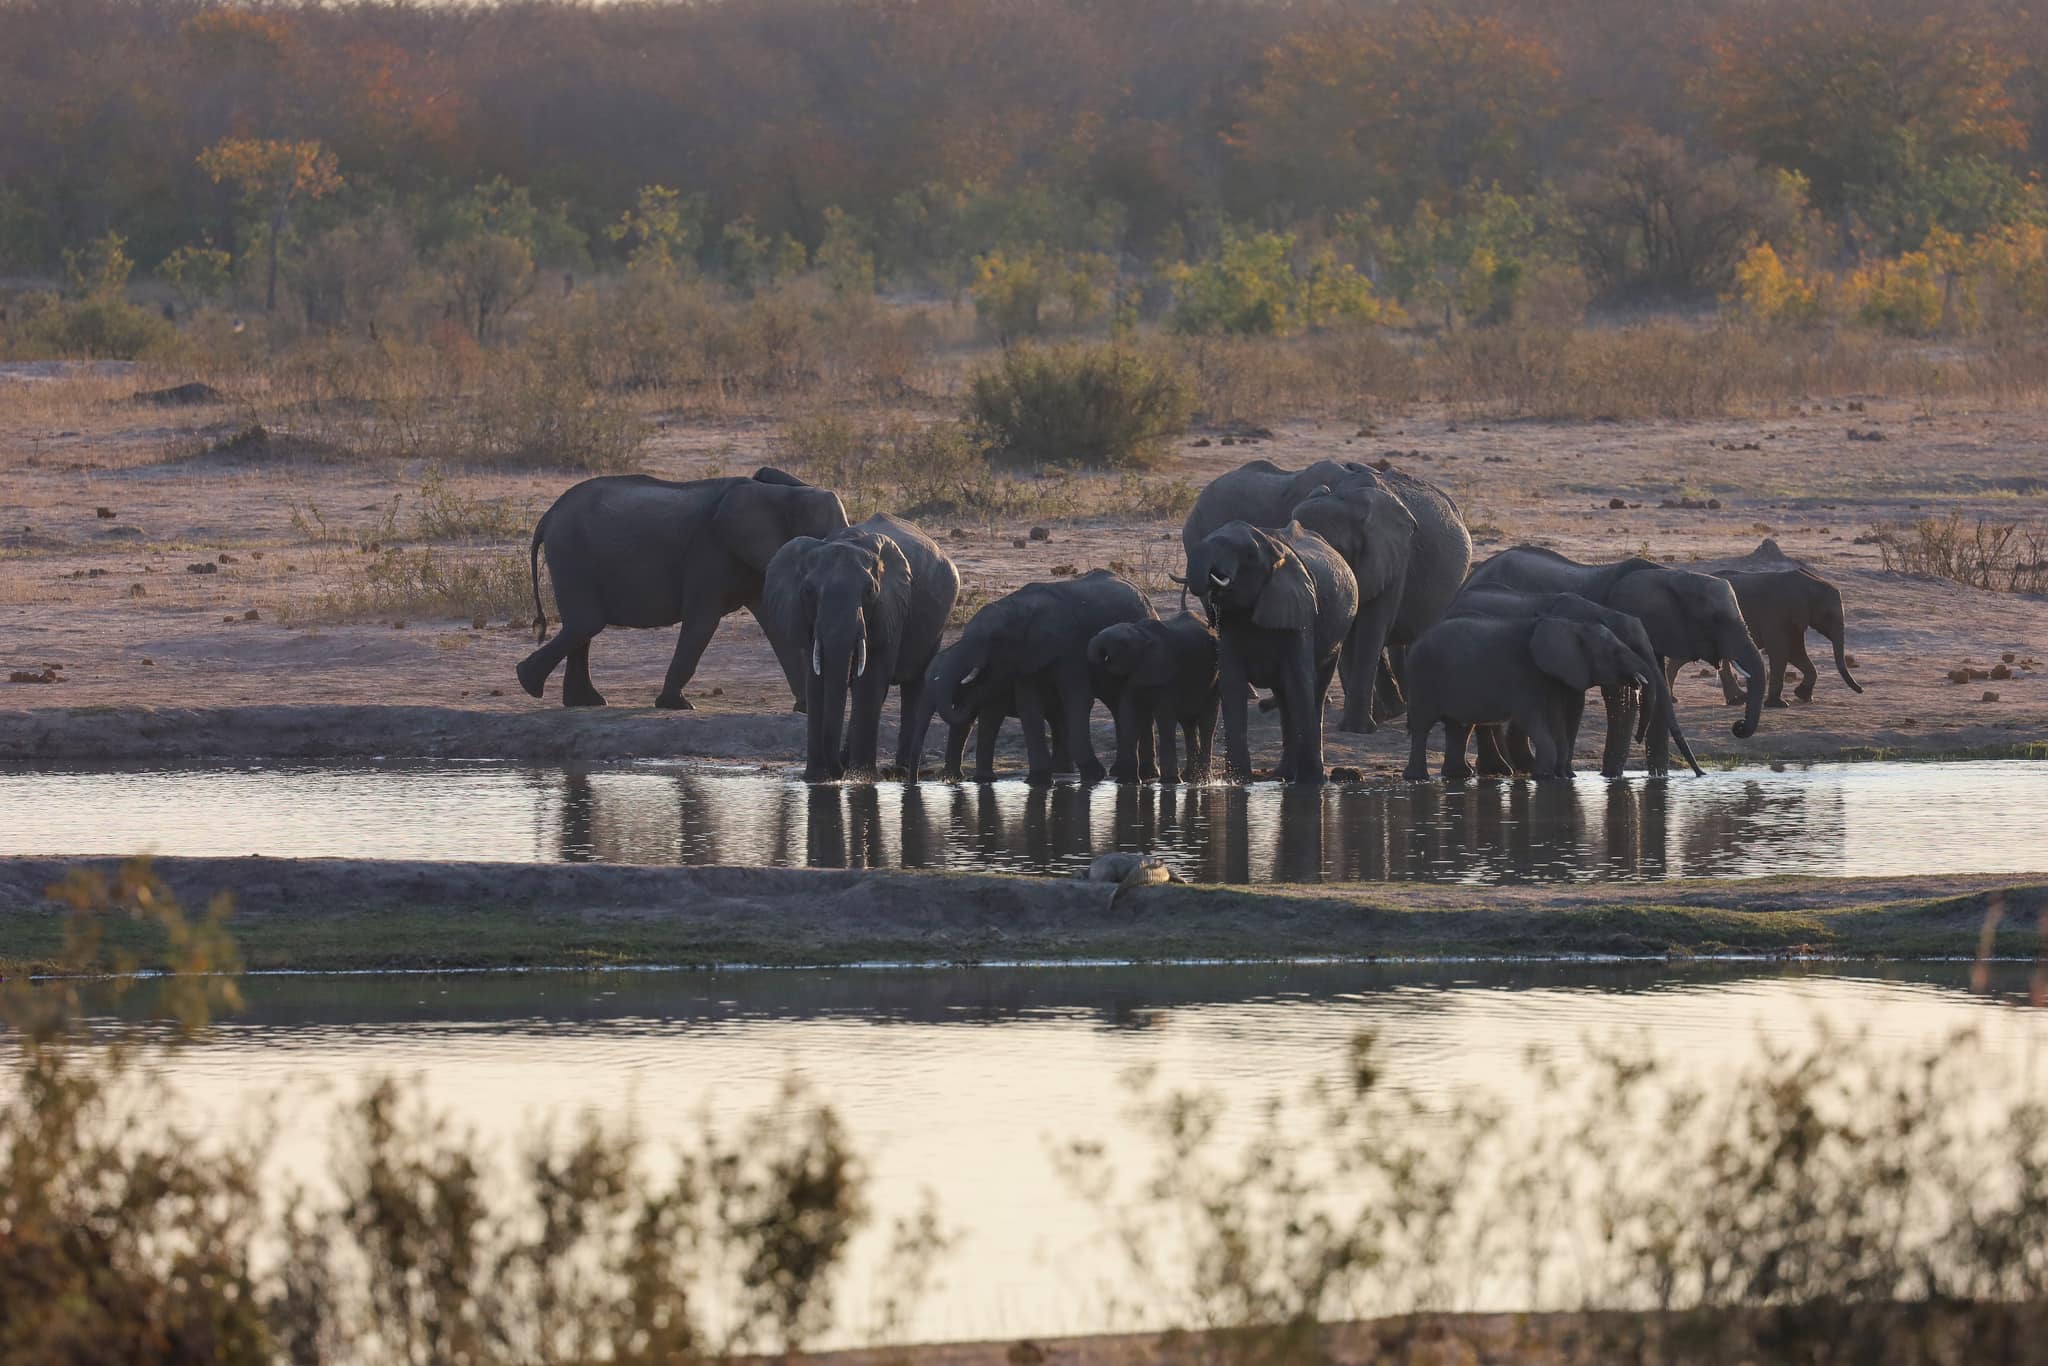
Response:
[3,759,2043,883]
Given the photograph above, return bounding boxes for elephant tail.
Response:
[529,513,548,644]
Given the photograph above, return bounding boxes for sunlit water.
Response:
[2,759,2044,882]
[71,963,2048,1341]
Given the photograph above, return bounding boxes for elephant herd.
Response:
[517,459,1864,786]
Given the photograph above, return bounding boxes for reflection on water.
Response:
[97,962,2048,1343]
[3,759,2045,883]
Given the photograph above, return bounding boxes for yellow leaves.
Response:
[196,137,342,203]
[1729,244,1823,327]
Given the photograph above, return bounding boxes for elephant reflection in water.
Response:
[1675,778,1833,877]
[551,772,804,866]
[804,784,887,869]
[1601,780,1670,878]
[1372,779,1589,883]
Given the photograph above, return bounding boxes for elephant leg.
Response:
[973,708,1002,783]
[1719,659,1748,705]
[1763,647,1790,707]
[1404,716,1435,782]
[1598,683,1632,778]
[845,671,888,775]
[1018,685,1058,786]
[1187,716,1214,782]
[1560,691,1586,777]
[1338,599,1398,734]
[893,675,927,773]
[1645,659,1672,772]
[1058,668,1105,783]
[1506,724,1538,775]
[1475,725,1513,778]
[1112,691,1145,783]
[654,612,722,711]
[1219,645,1252,782]
[1790,641,1819,702]
[1441,722,1473,782]
[1518,704,1563,779]
[1155,710,1179,786]
[561,639,607,709]
[518,614,600,703]
[1289,636,1326,786]
[1372,651,1406,724]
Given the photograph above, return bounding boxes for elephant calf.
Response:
[760,513,959,782]
[1694,567,1863,708]
[1404,614,1658,781]
[1088,612,1219,783]
[1188,521,1358,786]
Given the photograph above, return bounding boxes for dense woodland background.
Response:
[4,0,2046,348]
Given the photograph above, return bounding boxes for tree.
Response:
[196,138,343,313]
[1703,0,2026,248]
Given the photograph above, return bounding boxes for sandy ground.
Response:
[1,367,2044,770]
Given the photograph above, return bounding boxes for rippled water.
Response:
[3,759,2044,882]
[97,963,2048,1342]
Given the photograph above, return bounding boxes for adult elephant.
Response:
[1287,472,1472,733]
[906,569,1154,785]
[1462,547,1768,767]
[759,513,959,782]
[1181,459,1378,554]
[1445,588,1704,778]
[1404,613,1661,781]
[517,468,847,709]
[1187,520,1359,786]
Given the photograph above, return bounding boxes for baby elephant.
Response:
[1693,567,1863,707]
[1088,613,1220,783]
[1405,615,1658,781]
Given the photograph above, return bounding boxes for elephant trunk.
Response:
[1728,631,1767,739]
[805,613,863,781]
[1649,667,1704,777]
[1830,627,1863,693]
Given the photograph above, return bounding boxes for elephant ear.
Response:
[1252,529,1318,631]
[1352,489,1418,603]
[1131,630,1179,687]
[716,482,848,576]
[1530,618,1598,693]
[872,534,913,654]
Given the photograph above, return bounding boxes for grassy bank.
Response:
[0,857,2039,974]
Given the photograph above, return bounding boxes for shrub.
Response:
[966,343,1191,470]
[1729,243,1825,325]
[452,355,646,470]
[1848,250,1944,335]
[1167,231,1389,335]
[784,412,989,518]
[1873,515,2048,593]
[5,290,177,359]
[302,546,533,623]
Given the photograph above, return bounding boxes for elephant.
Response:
[1286,471,1472,733]
[905,569,1155,785]
[1461,546,1769,768]
[1403,614,1661,781]
[1087,612,1220,783]
[759,513,960,781]
[1444,588,1704,778]
[517,467,847,709]
[1183,459,1470,731]
[1186,520,1359,785]
[1686,567,1863,708]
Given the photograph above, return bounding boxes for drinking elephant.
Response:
[1286,471,1472,732]
[1187,520,1359,785]
[517,468,847,709]
[1461,546,1768,768]
[1088,612,1220,783]
[1445,588,1704,778]
[1404,614,1660,781]
[1689,567,1863,707]
[759,513,960,781]
[905,569,1155,785]
[910,656,1071,783]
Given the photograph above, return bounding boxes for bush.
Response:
[965,343,1191,470]
[1729,243,1825,325]
[453,355,646,470]
[5,291,177,359]
[1873,515,2048,593]
[784,412,984,517]
[1849,250,1945,336]
[1168,231,1394,336]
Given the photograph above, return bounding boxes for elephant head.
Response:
[1288,481,1416,602]
[924,630,1000,732]
[765,530,907,780]
[1531,618,1653,695]
[1800,571,1863,693]
[1611,569,1767,740]
[713,475,850,578]
[1088,621,1175,686]
[1189,522,1318,630]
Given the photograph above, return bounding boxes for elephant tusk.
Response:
[958,665,980,687]
[854,636,867,678]
[1210,571,1231,588]
[811,639,822,676]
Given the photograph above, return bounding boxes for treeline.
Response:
[2,0,2046,334]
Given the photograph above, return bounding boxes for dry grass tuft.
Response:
[1874,514,2048,593]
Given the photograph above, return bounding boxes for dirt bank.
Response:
[0,856,2038,972]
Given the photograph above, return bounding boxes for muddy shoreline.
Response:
[2,701,2041,766]
[0,855,2039,972]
